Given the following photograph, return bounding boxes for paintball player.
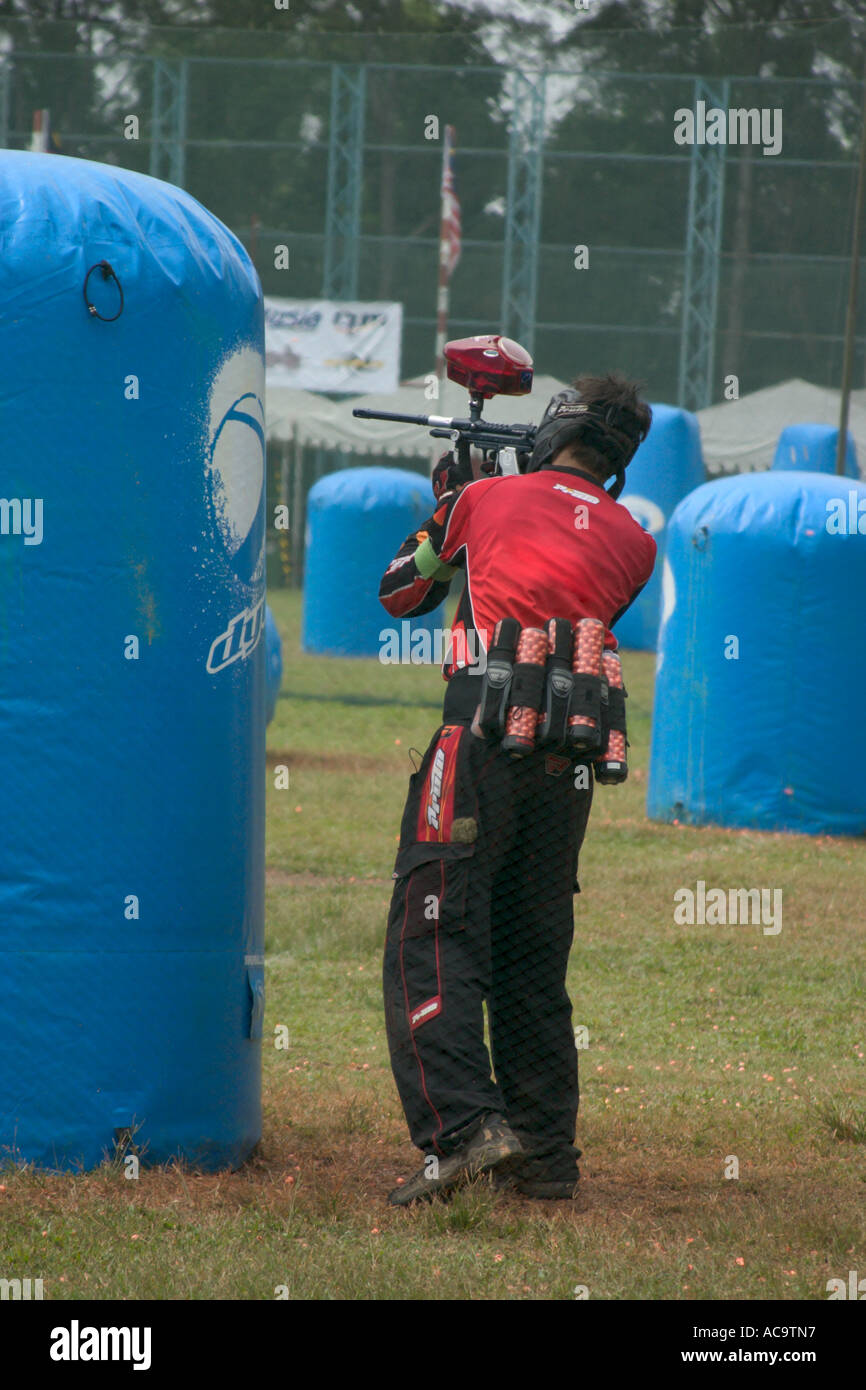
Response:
[379,373,656,1204]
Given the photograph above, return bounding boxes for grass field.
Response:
[2,587,864,1301]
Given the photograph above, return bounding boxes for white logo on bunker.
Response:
[204,345,266,673]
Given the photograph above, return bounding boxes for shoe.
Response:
[497,1171,580,1200]
[493,1142,581,1200]
[388,1114,523,1206]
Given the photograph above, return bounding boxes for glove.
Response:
[431,452,457,502]
[413,473,463,579]
[431,440,472,502]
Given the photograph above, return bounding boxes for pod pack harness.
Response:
[470,615,629,784]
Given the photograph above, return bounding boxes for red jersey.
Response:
[379,465,656,679]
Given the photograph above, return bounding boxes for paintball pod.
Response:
[352,334,536,480]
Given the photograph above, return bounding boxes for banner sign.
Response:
[264,298,403,394]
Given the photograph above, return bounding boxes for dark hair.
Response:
[559,371,652,476]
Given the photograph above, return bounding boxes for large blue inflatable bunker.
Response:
[0,151,266,1170]
[647,471,866,836]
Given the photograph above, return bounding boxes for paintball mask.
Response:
[525,386,651,499]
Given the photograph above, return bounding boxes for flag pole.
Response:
[30,109,51,152]
[435,125,457,384]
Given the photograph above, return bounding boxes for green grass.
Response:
[1,588,864,1301]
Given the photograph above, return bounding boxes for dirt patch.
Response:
[0,1129,846,1236]
[267,749,404,775]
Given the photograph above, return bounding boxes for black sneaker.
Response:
[388,1114,524,1206]
[494,1143,582,1200]
[499,1172,580,1200]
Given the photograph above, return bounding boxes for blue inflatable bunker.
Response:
[647,471,866,836]
[0,151,266,1170]
[772,423,858,478]
[614,404,704,651]
[302,467,445,658]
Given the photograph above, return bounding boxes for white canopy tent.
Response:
[265,386,344,447]
[697,378,866,477]
[268,374,866,472]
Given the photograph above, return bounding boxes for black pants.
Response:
[383,720,593,1159]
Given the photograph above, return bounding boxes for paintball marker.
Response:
[352,334,537,480]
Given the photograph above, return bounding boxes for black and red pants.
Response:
[383,718,593,1160]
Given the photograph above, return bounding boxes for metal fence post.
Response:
[677,78,729,411]
[501,69,546,354]
[0,59,11,148]
[322,63,366,300]
[150,57,188,187]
